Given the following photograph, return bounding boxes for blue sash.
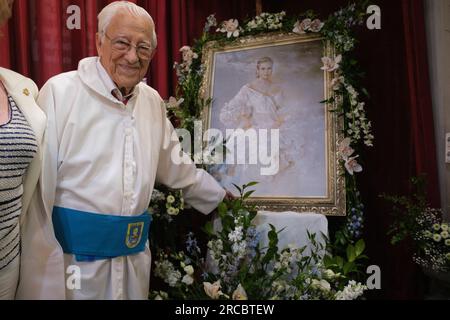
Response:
[52,206,152,262]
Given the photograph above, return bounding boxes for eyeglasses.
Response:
[103,33,153,60]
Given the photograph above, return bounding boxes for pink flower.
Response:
[331,76,345,91]
[338,137,354,160]
[321,55,342,72]
[218,19,240,38]
[232,284,248,300]
[345,156,363,175]
[166,96,184,109]
[179,46,198,65]
[310,19,324,32]
[203,280,223,299]
[293,18,312,34]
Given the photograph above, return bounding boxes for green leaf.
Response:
[262,247,277,265]
[243,190,255,199]
[343,261,354,275]
[232,183,242,194]
[249,210,258,221]
[218,202,227,217]
[222,215,234,232]
[347,245,356,262]
[268,225,278,243]
[244,181,259,188]
[355,239,365,257]
[335,256,344,269]
[232,200,242,212]
[323,255,334,267]
[203,221,214,236]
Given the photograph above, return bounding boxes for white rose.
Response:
[311,279,331,292]
[323,269,336,279]
[184,265,194,276]
[167,207,178,216]
[182,274,194,286]
[167,195,176,204]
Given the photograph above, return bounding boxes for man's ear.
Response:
[149,49,157,61]
[95,33,102,56]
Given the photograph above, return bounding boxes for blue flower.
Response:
[201,272,209,280]
[247,232,261,249]
[186,234,200,255]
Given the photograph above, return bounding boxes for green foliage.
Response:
[381,175,428,245]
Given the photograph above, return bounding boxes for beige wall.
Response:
[424,0,450,218]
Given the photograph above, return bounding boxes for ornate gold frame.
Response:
[200,32,345,216]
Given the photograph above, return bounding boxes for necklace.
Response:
[119,87,134,99]
[122,91,133,99]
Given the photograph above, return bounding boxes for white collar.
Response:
[95,58,136,102]
[96,58,117,95]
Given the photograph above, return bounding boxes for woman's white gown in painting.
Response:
[215,84,300,196]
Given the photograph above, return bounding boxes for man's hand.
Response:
[224,189,235,201]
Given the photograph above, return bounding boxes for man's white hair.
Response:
[98,1,157,49]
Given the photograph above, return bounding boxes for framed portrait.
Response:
[201,33,345,215]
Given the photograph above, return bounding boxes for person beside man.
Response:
[0,0,46,300]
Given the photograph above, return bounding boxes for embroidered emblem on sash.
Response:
[125,222,144,248]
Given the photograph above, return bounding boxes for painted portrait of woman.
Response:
[207,39,327,198]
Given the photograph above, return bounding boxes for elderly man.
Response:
[16,1,226,300]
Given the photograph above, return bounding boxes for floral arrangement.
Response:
[383,176,450,273]
[414,209,450,272]
[149,185,187,251]
[149,2,375,300]
[150,184,368,300]
[149,186,185,222]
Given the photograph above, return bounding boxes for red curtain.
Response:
[362,0,440,299]
[401,0,440,204]
[0,0,441,299]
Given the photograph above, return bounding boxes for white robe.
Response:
[16,57,225,300]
